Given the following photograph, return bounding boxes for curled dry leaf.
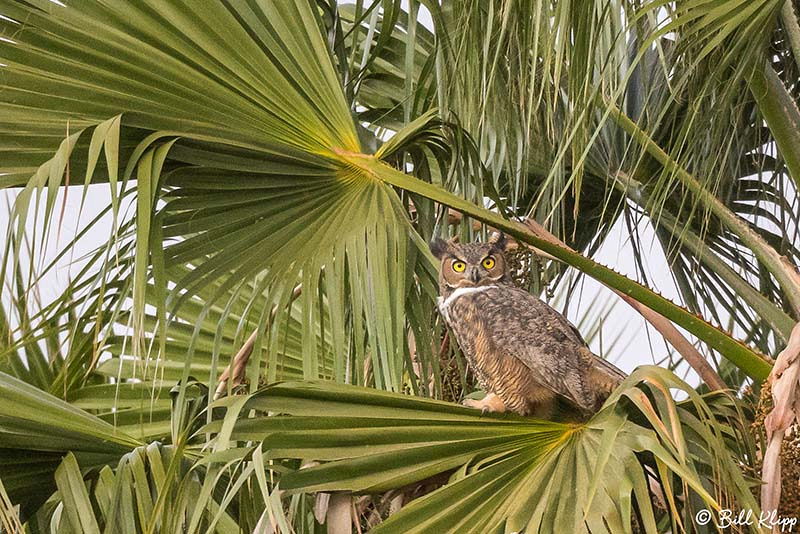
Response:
[761,322,800,517]
[214,284,303,400]
[766,323,800,436]
[314,492,330,525]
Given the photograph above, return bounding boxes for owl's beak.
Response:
[468,267,480,284]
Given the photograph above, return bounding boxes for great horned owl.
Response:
[431,234,625,418]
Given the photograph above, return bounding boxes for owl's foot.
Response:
[463,392,507,414]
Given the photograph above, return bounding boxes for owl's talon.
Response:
[462,398,480,409]
[462,393,507,414]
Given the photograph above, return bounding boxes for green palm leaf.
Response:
[0,371,140,517]
[212,367,757,532]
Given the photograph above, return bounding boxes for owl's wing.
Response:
[587,347,627,382]
[478,286,621,411]
[566,319,627,386]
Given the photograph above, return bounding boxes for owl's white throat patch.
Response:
[437,285,497,323]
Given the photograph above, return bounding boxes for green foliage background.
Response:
[1,0,798,531]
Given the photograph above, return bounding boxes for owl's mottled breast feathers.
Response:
[441,284,620,413]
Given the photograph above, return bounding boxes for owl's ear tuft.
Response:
[489,232,508,251]
[429,238,449,259]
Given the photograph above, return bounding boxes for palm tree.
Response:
[1,0,798,531]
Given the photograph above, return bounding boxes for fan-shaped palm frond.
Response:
[208,367,758,532]
[1,0,798,530]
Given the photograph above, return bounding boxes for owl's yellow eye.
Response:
[482,257,496,269]
[452,260,466,273]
